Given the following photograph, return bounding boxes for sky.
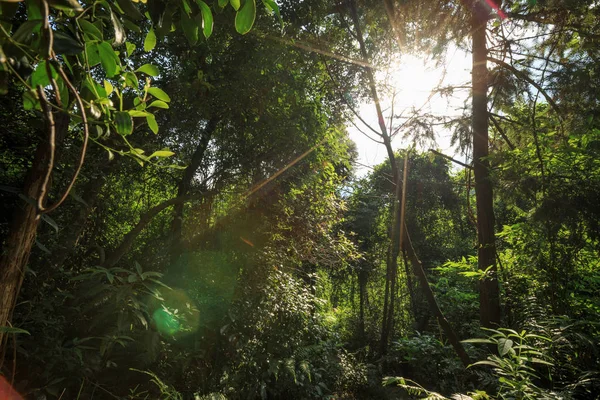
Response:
[348,46,473,176]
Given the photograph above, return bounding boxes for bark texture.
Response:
[472,10,501,327]
[0,114,69,353]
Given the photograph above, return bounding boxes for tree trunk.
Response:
[472,9,501,328]
[103,195,196,268]
[403,228,471,367]
[0,114,69,354]
[358,268,367,340]
[170,118,218,257]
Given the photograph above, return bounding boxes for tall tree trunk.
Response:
[0,114,69,354]
[472,9,501,327]
[358,268,367,340]
[346,0,400,355]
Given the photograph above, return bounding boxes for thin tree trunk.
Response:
[346,0,401,355]
[472,10,501,327]
[170,118,218,257]
[402,228,471,367]
[104,195,196,268]
[0,114,69,354]
[358,268,367,340]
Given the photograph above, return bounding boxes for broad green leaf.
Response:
[180,11,198,45]
[262,0,280,19]
[181,0,192,15]
[47,0,83,12]
[124,71,139,88]
[196,0,213,38]
[146,113,158,133]
[53,30,84,55]
[150,150,175,158]
[125,41,136,55]
[149,100,168,109]
[136,64,159,76]
[144,27,156,52]
[123,19,141,32]
[85,42,101,66]
[104,80,114,95]
[230,0,240,10]
[497,338,514,356]
[147,87,170,102]
[12,20,42,44]
[218,0,228,7]
[80,19,103,40]
[114,111,133,135]
[22,90,39,111]
[97,41,119,77]
[115,0,144,20]
[235,0,255,35]
[30,60,57,87]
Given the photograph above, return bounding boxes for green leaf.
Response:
[470,360,500,368]
[114,111,133,135]
[497,338,514,356]
[146,114,158,134]
[124,71,139,88]
[125,41,136,56]
[104,80,114,95]
[150,149,175,158]
[144,27,156,52]
[136,64,160,76]
[235,0,255,35]
[97,41,119,78]
[115,0,144,20]
[147,87,170,102]
[36,239,52,254]
[85,42,101,66]
[196,0,213,38]
[180,11,198,45]
[218,0,228,7]
[48,0,83,12]
[181,0,192,15]
[461,338,494,344]
[148,100,168,109]
[53,30,84,55]
[0,326,30,335]
[262,0,280,19]
[129,110,151,117]
[30,60,57,87]
[230,0,240,10]
[22,90,39,111]
[80,19,103,40]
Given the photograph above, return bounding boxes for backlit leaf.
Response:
[235,0,255,35]
[147,87,170,102]
[115,111,133,135]
[144,27,156,52]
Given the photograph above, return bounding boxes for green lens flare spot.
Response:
[152,308,180,335]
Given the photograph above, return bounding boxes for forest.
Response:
[1,0,599,398]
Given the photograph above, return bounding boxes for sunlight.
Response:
[349,47,472,174]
